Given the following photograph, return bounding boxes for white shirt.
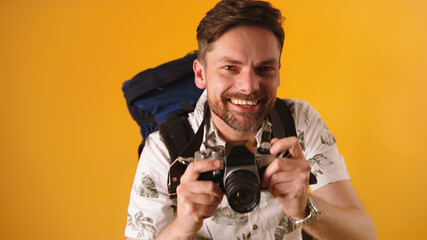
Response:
[125,91,350,240]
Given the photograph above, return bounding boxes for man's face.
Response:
[195,26,281,133]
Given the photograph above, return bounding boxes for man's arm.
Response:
[265,137,377,239]
[305,180,377,239]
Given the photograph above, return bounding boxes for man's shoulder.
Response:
[280,98,313,115]
[281,97,310,106]
[143,130,168,153]
[279,98,325,132]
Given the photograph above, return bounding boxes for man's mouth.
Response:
[229,98,259,107]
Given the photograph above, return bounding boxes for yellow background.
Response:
[0,0,425,239]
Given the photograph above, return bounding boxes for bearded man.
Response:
[125,1,377,239]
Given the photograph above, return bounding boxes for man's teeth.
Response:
[230,99,258,106]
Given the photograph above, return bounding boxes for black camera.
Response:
[168,140,278,213]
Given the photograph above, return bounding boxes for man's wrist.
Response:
[289,194,322,229]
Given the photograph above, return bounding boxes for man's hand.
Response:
[172,159,223,238]
[261,137,311,219]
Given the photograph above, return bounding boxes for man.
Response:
[125,0,377,239]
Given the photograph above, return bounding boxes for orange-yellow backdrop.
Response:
[1,0,426,239]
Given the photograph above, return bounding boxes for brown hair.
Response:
[196,0,285,64]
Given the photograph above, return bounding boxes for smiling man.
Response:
[196,26,280,137]
[125,1,377,239]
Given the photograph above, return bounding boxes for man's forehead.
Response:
[206,47,281,66]
[204,26,281,65]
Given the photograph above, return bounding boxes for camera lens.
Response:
[225,170,260,213]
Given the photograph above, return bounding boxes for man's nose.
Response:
[236,69,259,94]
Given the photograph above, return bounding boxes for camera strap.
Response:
[269,98,297,139]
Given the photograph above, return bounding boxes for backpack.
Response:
[122,52,315,240]
[122,51,203,156]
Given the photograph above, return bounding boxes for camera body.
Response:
[168,140,277,213]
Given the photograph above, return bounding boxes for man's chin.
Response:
[226,117,263,133]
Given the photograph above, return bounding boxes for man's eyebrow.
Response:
[258,58,278,65]
[218,57,278,65]
[218,57,242,65]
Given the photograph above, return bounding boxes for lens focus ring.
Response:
[225,170,260,213]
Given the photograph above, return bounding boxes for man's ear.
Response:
[193,59,207,89]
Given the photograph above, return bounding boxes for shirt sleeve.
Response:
[125,131,176,239]
[288,99,350,192]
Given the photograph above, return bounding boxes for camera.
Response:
[168,140,278,213]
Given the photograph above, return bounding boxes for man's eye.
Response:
[223,65,236,71]
[258,66,274,72]
[255,66,276,77]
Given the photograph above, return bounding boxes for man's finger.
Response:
[261,157,309,188]
[177,181,223,203]
[181,159,221,182]
[269,136,302,157]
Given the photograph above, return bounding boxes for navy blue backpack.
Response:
[122,51,203,156]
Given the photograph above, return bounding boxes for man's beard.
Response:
[208,91,276,133]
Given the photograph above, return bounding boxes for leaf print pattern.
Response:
[236,232,251,240]
[204,129,220,149]
[318,119,337,146]
[321,131,337,146]
[297,130,306,151]
[307,154,334,177]
[307,154,327,166]
[192,234,213,240]
[212,207,248,225]
[303,105,313,126]
[134,173,159,199]
[127,211,157,239]
[274,215,296,239]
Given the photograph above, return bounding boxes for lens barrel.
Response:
[225,170,260,213]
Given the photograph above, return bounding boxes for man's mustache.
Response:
[222,92,266,101]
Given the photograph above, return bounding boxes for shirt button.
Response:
[253,225,258,230]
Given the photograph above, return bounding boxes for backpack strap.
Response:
[179,102,210,158]
[166,103,210,198]
[159,102,209,162]
[159,114,195,162]
[269,98,297,139]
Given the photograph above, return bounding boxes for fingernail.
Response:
[269,146,277,154]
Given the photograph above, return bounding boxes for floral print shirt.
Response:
[125,91,350,240]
